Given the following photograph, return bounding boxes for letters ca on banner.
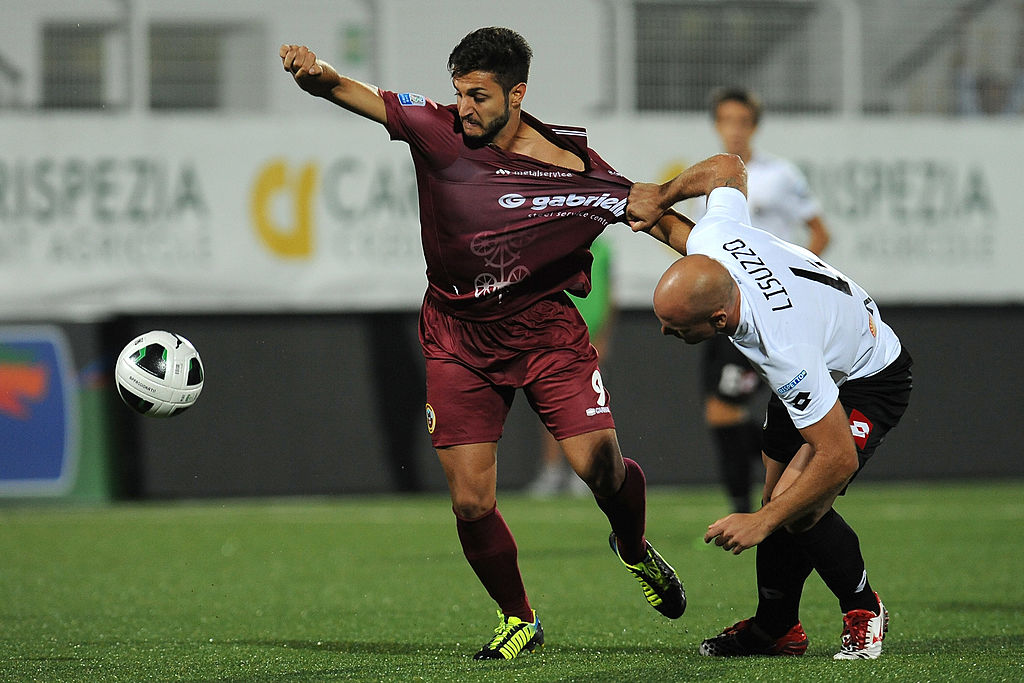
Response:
[248,155,421,265]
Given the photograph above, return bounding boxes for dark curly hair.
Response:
[448,27,532,93]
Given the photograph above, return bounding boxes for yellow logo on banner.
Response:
[658,161,688,184]
[657,160,691,255]
[250,160,319,258]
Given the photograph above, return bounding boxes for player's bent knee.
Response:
[783,507,830,534]
[452,502,494,521]
[559,429,624,496]
[585,465,621,498]
[450,495,497,522]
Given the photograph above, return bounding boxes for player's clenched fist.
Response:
[279,44,336,97]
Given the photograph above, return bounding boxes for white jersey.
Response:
[687,187,902,429]
[745,151,821,245]
[686,151,821,245]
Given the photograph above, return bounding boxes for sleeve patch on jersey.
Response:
[848,409,873,449]
[789,391,812,411]
[398,92,426,106]
[776,369,807,395]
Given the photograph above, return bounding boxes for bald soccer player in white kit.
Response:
[627,152,911,661]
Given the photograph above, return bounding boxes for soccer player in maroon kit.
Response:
[281,27,685,659]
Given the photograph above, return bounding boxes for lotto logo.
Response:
[849,409,873,449]
[790,392,812,411]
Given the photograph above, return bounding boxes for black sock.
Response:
[595,458,647,564]
[792,508,879,614]
[753,528,814,638]
[711,423,762,513]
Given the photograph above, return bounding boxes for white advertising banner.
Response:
[588,115,1020,309]
[0,115,1018,318]
[0,116,428,319]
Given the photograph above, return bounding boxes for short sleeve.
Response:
[380,89,460,169]
[686,186,751,253]
[762,344,839,429]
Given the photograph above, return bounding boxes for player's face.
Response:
[453,71,514,142]
[714,100,757,157]
[658,315,717,345]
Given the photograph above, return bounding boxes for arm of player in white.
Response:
[628,154,746,231]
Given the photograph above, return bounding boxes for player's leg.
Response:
[701,399,814,657]
[423,344,541,660]
[823,352,910,659]
[708,413,762,513]
[513,294,680,619]
[757,449,821,640]
[773,445,885,659]
[700,451,812,657]
[559,429,686,619]
[436,442,543,659]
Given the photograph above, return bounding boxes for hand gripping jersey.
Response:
[687,187,903,429]
[381,90,631,321]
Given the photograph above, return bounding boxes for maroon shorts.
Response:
[418,293,615,448]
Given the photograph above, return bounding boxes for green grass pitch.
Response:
[2,481,1022,682]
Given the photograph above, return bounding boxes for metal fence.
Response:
[4,0,1023,116]
[636,0,1024,116]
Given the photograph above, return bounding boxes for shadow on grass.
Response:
[227,628,1024,659]
[227,638,688,657]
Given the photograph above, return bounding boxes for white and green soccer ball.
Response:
[115,330,204,417]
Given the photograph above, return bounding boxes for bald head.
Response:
[653,255,738,343]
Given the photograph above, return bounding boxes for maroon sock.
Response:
[455,506,533,622]
[596,457,647,564]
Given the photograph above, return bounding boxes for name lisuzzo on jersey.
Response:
[722,238,793,311]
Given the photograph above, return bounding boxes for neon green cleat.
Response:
[473,610,544,660]
[609,532,686,619]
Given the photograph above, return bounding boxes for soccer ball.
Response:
[115,330,204,417]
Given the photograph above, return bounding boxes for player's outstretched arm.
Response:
[627,153,747,233]
[280,44,386,124]
[643,210,694,255]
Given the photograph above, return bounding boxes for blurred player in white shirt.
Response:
[712,88,829,253]
[701,88,832,514]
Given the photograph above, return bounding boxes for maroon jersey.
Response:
[381,89,632,322]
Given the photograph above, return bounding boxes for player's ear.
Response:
[710,310,729,331]
[509,83,526,108]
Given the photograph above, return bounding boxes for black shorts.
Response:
[762,347,913,486]
[702,335,764,406]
